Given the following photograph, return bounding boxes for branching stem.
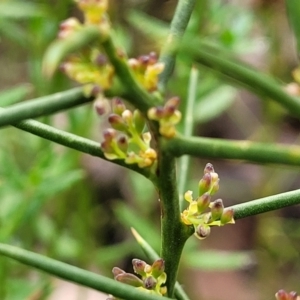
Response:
[231,189,300,219]
[165,135,300,166]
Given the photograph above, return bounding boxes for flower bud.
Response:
[210,173,220,195]
[58,18,81,39]
[275,290,289,300]
[108,114,128,131]
[94,54,107,66]
[289,292,298,300]
[115,273,143,287]
[198,173,211,196]
[197,192,211,213]
[184,190,193,203]
[112,97,126,115]
[151,259,165,278]
[164,97,180,117]
[220,208,235,224]
[117,136,128,153]
[142,132,151,145]
[148,52,158,64]
[103,128,116,142]
[143,276,157,290]
[159,124,176,138]
[195,224,211,239]
[94,97,110,115]
[112,267,125,278]
[210,199,224,221]
[132,259,147,276]
[204,163,214,174]
[122,110,133,125]
[133,110,145,133]
[128,58,139,70]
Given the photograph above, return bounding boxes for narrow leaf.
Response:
[0,84,33,106]
[286,0,300,56]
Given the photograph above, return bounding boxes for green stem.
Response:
[165,135,300,166]
[231,189,300,219]
[178,67,198,210]
[0,243,172,300]
[0,87,92,128]
[186,43,300,118]
[159,0,196,91]
[14,119,155,181]
[157,147,191,297]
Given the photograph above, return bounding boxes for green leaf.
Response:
[95,242,136,268]
[194,85,237,123]
[286,0,300,55]
[184,250,254,271]
[126,10,168,42]
[0,243,171,300]
[0,84,33,107]
[113,202,160,252]
[0,2,45,19]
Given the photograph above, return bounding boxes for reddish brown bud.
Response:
[117,136,128,153]
[210,199,224,221]
[275,290,289,300]
[148,52,158,64]
[195,224,211,239]
[103,128,116,141]
[198,173,212,196]
[204,163,214,174]
[94,54,107,66]
[112,267,125,278]
[197,192,211,213]
[143,276,157,290]
[115,273,143,287]
[108,114,127,131]
[132,259,147,276]
[112,97,126,115]
[138,55,150,65]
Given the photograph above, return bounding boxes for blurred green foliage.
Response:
[0,0,300,299]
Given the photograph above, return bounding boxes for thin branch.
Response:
[0,87,92,128]
[14,119,155,181]
[165,135,300,166]
[231,189,300,220]
[178,67,198,210]
[159,0,196,91]
[186,43,300,119]
[0,243,172,300]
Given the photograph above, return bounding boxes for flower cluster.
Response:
[181,163,235,239]
[100,98,157,168]
[275,290,299,300]
[108,258,167,299]
[58,0,113,94]
[148,97,182,138]
[76,0,109,26]
[128,52,164,92]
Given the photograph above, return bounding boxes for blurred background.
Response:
[1,0,300,299]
